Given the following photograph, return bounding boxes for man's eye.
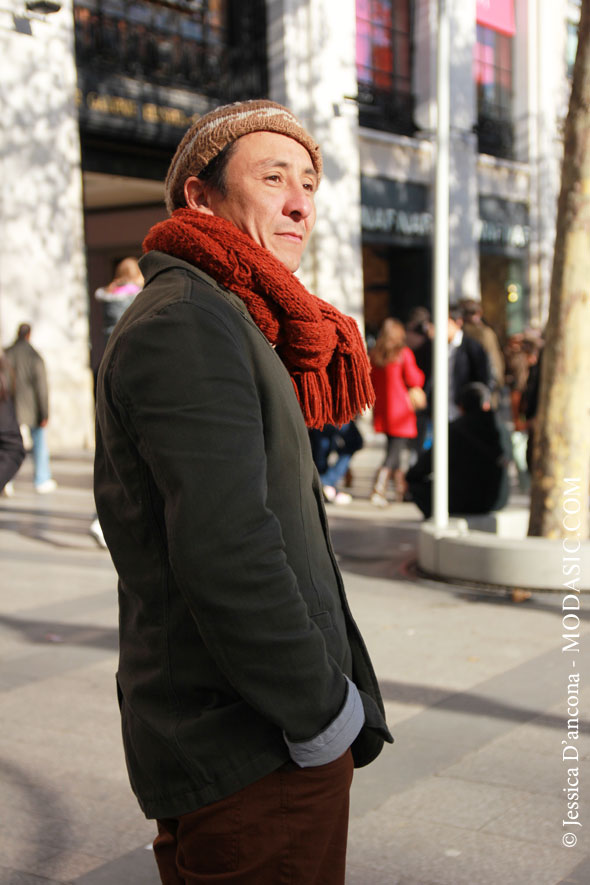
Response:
[303,182,315,192]
[266,174,281,182]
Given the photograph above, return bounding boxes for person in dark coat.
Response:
[406,307,434,456]
[0,352,25,493]
[405,306,433,358]
[521,343,543,472]
[5,323,56,493]
[447,305,492,421]
[405,382,511,518]
[461,299,505,407]
[410,306,491,423]
[94,99,391,884]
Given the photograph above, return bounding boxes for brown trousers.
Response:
[153,749,354,884]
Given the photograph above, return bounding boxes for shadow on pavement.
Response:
[0,614,118,652]
[0,505,99,549]
[0,757,72,878]
[379,677,590,733]
[2,612,587,735]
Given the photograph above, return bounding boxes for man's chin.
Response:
[272,248,302,274]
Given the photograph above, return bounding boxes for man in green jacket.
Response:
[5,324,56,494]
[94,99,392,885]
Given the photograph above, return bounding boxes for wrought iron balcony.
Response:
[356,83,416,137]
[74,1,267,104]
[475,108,515,160]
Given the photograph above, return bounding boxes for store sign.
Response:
[361,177,529,255]
[478,196,530,255]
[361,177,431,244]
[79,91,198,130]
[476,0,516,36]
[361,206,433,238]
[476,219,530,249]
[76,71,210,147]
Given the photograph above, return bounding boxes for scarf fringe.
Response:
[291,371,332,429]
[330,350,375,426]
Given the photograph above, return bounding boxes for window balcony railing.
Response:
[475,108,514,160]
[356,83,416,137]
[74,1,267,104]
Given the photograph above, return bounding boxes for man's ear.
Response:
[184,176,215,215]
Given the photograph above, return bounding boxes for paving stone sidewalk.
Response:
[0,448,588,884]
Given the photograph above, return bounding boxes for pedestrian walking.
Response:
[5,323,56,493]
[520,340,544,473]
[0,350,25,493]
[461,299,505,407]
[90,258,144,548]
[447,305,492,421]
[309,420,364,505]
[370,318,425,506]
[94,256,144,350]
[94,98,392,885]
[505,333,542,487]
[405,306,434,457]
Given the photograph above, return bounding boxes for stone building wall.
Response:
[0,1,94,451]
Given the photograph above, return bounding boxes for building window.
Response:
[474,0,515,159]
[74,0,266,102]
[355,0,414,136]
[475,26,512,124]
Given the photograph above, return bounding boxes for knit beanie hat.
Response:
[164,99,322,214]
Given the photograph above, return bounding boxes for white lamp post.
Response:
[432,0,451,530]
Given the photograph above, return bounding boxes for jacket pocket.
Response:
[310,610,333,631]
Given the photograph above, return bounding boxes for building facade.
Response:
[0,0,579,448]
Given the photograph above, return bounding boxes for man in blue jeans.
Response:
[5,324,57,494]
[309,421,364,504]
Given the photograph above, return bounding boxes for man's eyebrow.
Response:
[254,158,318,179]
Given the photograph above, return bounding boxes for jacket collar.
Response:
[139,250,251,321]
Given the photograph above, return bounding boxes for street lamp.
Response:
[432,0,450,530]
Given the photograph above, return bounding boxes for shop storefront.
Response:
[478,195,530,340]
[361,175,432,342]
[361,176,530,343]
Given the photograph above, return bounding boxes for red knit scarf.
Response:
[143,209,374,429]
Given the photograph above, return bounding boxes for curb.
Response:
[417,515,590,592]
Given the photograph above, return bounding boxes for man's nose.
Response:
[284,186,314,221]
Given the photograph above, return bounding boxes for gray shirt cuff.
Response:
[283,676,365,768]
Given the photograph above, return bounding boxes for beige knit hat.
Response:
[164,99,322,214]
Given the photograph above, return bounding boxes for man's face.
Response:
[448,317,460,342]
[201,131,317,272]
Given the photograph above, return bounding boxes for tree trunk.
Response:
[528,0,590,539]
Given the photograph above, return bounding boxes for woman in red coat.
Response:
[370,318,425,506]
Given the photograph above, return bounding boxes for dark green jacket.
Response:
[94,251,392,820]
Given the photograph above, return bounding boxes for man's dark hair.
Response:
[449,305,463,323]
[461,299,481,318]
[17,323,31,340]
[197,141,238,196]
[458,382,491,413]
[406,306,431,331]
